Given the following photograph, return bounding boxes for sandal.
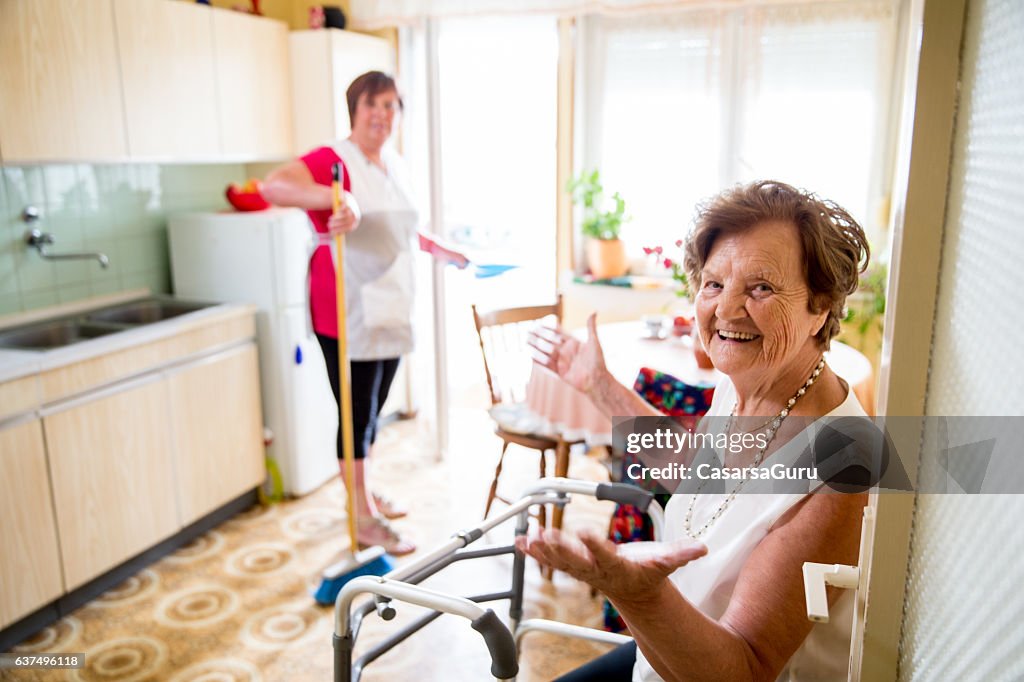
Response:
[372,492,408,520]
[357,517,416,556]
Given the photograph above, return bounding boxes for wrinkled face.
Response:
[351,89,399,149]
[695,221,828,380]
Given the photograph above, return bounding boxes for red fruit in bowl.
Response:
[671,315,693,336]
[225,181,270,211]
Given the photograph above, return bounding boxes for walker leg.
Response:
[334,633,353,682]
[510,510,529,625]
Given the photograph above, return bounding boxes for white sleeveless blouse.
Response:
[633,377,864,681]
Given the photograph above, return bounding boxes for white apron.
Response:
[331,139,419,361]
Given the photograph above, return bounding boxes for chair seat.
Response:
[494,426,560,451]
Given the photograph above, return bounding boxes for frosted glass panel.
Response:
[900,0,1024,678]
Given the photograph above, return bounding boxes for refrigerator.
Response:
[168,208,338,496]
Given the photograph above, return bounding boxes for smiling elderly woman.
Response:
[524,180,871,681]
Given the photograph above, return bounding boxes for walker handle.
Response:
[595,482,654,512]
[471,609,519,679]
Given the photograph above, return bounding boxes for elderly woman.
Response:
[524,180,870,681]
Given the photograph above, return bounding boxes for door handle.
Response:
[802,505,875,623]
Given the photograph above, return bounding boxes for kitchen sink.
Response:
[84,299,210,325]
[0,319,123,350]
[0,297,217,351]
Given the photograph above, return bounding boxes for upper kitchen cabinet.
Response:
[113,0,219,160]
[213,9,294,160]
[0,0,128,162]
[290,29,396,154]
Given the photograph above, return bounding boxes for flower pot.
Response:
[586,238,628,279]
[692,326,715,369]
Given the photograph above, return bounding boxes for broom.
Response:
[313,162,396,606]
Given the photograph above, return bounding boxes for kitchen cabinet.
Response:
[289,29,396,154]
[168,343,264,525]
[113,0,220,160]
[0,0,128,162]
[0,419,63,629]
[213,8,294,160]
[44,376,178,590]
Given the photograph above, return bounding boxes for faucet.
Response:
[22,206,110,269]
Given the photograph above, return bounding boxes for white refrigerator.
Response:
[168,208,338,496]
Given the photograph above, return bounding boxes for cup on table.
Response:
[641,314,666,338]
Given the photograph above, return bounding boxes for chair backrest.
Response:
[471,294,563,406]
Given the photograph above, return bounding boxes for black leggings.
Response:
[554,641,636,681]
[316,334,400,460]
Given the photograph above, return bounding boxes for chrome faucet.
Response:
[22,206,110,269]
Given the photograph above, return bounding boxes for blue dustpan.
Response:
[471,263,519,278]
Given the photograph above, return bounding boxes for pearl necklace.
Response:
[684,355,826,539]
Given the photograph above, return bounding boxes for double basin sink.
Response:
[0,298,214,351]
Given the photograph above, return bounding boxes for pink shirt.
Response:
[300,146,349,338]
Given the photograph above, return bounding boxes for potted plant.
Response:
[567,169,629,279]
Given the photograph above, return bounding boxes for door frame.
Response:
[851,0,968,679]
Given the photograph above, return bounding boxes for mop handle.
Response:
[332,163,359,551]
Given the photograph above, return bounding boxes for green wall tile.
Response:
[20,289,59,310]
[2,162,245,313]
[0,295,21,317]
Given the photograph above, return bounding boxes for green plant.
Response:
[843,261,887,335]
[567,169,628,241]
[645,241,693,300]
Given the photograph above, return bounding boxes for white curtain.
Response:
[349,0,883,29]
[577,0,899,259]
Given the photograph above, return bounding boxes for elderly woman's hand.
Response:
[327,192,361,236]
[528,313,609,396]
[515,528,707,604]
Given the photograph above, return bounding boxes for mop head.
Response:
[313,546,396,606]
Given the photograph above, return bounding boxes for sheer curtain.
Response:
[735,3,898,236]
[578,0,900,265]
[582,11,729,258]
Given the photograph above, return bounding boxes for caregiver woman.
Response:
[262,71,466,556]
[525,180,870,681]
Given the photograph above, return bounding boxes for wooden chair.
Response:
[472,295,578,531]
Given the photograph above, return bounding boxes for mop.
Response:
[314,163,396,606]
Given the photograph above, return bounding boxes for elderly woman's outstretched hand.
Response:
[528,313,608,395]
[515,528,707,604]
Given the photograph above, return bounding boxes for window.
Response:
[578,1,899,266]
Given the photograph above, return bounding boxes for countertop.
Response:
[0,294,257,385]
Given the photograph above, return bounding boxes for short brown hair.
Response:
[683,180,870,349]
[346,71,403,126]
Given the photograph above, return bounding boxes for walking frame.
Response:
[331,477,666,681]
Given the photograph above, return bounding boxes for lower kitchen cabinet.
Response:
[0,419,63,629]
[168,343,265,525]
[44,376,178,590]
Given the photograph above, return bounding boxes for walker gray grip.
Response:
[470,609,519,679]
[595,482,654,512]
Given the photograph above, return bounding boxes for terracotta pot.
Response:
[585,238,628,279]
[692,326,715,369]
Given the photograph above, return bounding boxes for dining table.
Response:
[508,320,876,529]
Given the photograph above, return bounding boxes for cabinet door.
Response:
[45,377,177,590]
[0,0,127,162]
[0,419,63,629]
[113,0,219,160]
[167,343,265,525]
[213,9,293,159]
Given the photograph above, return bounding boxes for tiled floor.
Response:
[4,407,618,681]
